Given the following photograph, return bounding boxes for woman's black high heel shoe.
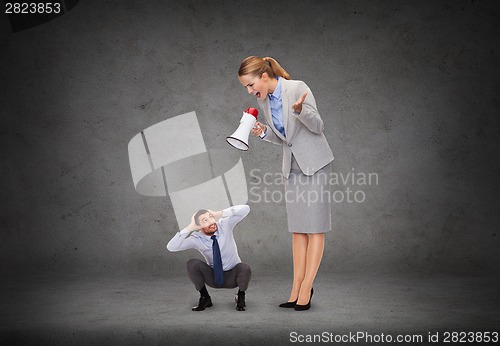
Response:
[279,299,297,308]
[294,288,314,311]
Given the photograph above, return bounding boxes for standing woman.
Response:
[237,56,334,311]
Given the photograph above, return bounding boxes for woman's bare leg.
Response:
[297,233,325,305]
[287,232,308,302]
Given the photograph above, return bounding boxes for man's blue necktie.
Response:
[211,235,224,287]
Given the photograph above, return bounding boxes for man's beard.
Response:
[203,224,218,235]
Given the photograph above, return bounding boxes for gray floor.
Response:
[1,271,499,345]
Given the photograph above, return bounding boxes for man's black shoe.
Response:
[192,296,213,311]
[235,293,246,311]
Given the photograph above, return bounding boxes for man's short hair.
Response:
[194,209,209,226]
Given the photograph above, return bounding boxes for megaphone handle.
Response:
[254,124,266,138]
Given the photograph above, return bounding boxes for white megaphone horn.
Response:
[226,108,260,151]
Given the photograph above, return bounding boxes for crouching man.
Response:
[166,205,251,311]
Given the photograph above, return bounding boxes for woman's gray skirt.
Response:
[284,155,332,233]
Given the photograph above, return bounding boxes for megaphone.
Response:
[226,108,260,151]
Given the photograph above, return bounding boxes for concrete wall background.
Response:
[1,0,499,277]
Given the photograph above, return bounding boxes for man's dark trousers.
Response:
[186,258,251,290]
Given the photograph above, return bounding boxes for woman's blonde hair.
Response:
[238,56,291,80]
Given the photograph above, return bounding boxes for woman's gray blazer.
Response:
[257,78,334,178]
